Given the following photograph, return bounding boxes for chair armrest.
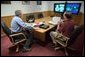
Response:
[62,35,70,40]
[9,32,26,44]
[55,33,70,47]
[56,33,70,41]
[55,38,69,47]
[9,39,26,47]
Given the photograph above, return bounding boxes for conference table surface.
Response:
[34,16,56,33]
[26,16,57,42]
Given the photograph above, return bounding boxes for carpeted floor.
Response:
[1,36,65,56]
[1,31,84,56]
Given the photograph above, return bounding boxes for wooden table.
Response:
[33,17,57,42]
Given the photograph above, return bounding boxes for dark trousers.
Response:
[12,30,34,48]
[22,30,34,48]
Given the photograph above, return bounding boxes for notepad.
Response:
[49,16,61,25]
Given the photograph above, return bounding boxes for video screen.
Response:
[66,3,81,14]
[54,3,65,13]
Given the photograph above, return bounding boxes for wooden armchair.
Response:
[54,33,70,48]
[1,21,27,53]
[53,25,84,56]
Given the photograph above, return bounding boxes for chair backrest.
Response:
[26,14,35,23]
[68,24,84,46]
[38,13,43,18]
[1,21,12,42]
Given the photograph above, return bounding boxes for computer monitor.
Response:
[66,3,81,14]
[54,3,65,13]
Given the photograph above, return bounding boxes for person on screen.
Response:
[11,10,34,52]
[50,11,75,47]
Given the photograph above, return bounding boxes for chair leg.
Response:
[67,47,76,51]
[16,45,19,52]
[55,47,63,50]
[54,47,61,50]
[64,48,68,56]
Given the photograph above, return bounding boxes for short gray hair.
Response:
[15,10,21,16]
[64,11,72,19]
[64,11,72,15]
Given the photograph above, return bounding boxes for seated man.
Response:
[50,12,75,47]
[11,10,34,52]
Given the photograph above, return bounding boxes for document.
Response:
[49,16,61,25]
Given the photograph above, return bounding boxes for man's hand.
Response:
[56,23,60,32]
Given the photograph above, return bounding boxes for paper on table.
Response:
[25,23,40,29]
[25,23,34,27]
[49,16,61,25]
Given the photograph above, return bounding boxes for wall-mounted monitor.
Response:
[54,3,81,15]
[65,3,81,14]
[54,3,65,13]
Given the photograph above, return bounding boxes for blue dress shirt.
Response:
[11,16,33,32]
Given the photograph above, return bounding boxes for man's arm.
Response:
[56,23,60,32]
[56,19,64,32]
[16,18,33,30]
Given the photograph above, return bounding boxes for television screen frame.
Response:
[65,3,81,14]
[54,3,66,13]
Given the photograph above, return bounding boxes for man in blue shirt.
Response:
[11,10,34,52]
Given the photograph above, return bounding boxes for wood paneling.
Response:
[1,16,13,27]
[79,13,84,25]
[72,12,84,25]
[1,11,84,37]
[1,16,13,36]
[43,11,51,17]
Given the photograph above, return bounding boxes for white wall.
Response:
[1,1,84,16]
[1,1,49,16]
[40,1,51,11]
[48,1,84,13]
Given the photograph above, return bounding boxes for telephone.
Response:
[39,24,49,29]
